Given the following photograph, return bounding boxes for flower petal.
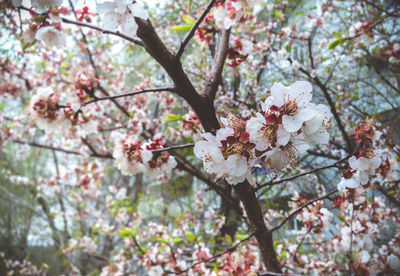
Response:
[282,114,303,132]
[277,125,290,146]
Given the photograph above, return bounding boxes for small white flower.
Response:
[292,60,301,71]
[270,81,315,132]
[79,236,97,254]
[31,0,62,13]
[387,254,400,272]
[360,250,370,263]
[35,26,67,48]
[148,265,163,276]
[194,132,227,179]
[113,138,152,176]
[29,87,70,134]
[264,134,310,169]
[303,103,332,145]
[349,155,382,184]
[338,154,382,191]
[98,0,148,37]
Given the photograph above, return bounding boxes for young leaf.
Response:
[171,25,192,31]
[181,14,196,26]
[185,231,196,242]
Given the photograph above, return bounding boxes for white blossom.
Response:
[387,254,400,272]
[35,26,67,48]
[98,0,148,37]
[29,87,70,134]
[31,0,62,13]
[270,81,315,132]
[113,137,152,176]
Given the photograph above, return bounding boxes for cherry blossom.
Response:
[29,87,70,134]
[113,137,152,176]
[97,0,148,37]
[31,0,62,13]
[144,139,177,178]
[35,26,67,48]
[387,254,400,272]
[269,81,315,132]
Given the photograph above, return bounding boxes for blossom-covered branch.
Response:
[175,231,255,274]
[271,189,338,232]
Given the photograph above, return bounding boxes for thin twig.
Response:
[13,139,112,159]
[83,87,175,106]
[61,17,144,46]
[175,0,217,59]
[271,189,339,232]
[257,272,306,276]
[256,153,354,190]
[151,143,194,153]
[174,232,255,275]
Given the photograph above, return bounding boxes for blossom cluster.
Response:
[29,87,98,135]
[194,81,332,184]
[213,0,255,30]
[97,0,148,37]
[113,137,177,178]
[22,0,69,47]
[338,120,390,191]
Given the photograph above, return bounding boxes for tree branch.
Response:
[175,232,255,275]
[375,183,400,208]
[256,153,354,190]
[61,17,144,46]
[83,87,175,106]
[204,28,231,100]
[135,17,220,132]
[151,143,194,153]
[271,189,338,232]
[175,0,217,59]
[13,140,112,159]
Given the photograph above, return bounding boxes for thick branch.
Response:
[204,29,231,100]
[234,181,282,273]
[135,18,220,132]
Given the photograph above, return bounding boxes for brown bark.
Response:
[135,18,220,133]
[234,181,281,272]
[134,17,282,272]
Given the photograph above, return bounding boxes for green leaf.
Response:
[185,231,196,242]
[117,225,139,238]
[155,237,169,244]
[181,14,196,25]
[225,234,232,244]
[170,24,192,31]
[163,113,184,122]
[213,264,219,274]
[332,31,342,39]
[173,237,183,243]
[327,39,344,50]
